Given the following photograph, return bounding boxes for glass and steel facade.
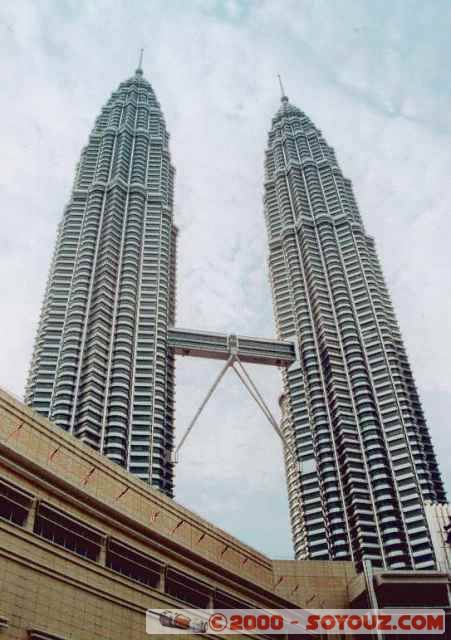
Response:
[26,66,177,496]
[265,95,446,570]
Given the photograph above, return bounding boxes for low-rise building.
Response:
[0,388,449,639]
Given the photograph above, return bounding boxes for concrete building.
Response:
[1,388,450,640]
[263,89,446,570]
[25,61,177,496]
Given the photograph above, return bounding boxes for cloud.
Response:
[0,0,450,558]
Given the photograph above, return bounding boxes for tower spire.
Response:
[136,48,144,76]
[277,73,288,102]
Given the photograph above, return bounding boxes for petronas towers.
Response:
[26,63,446,570]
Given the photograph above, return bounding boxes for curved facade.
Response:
[26,65,177,496]
[265,95,446,569]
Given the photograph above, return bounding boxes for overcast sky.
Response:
[1,0,450,559]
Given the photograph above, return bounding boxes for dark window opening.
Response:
[213,590,250,609]
[106,538,161,588]
[0,478,33,526]
[165,568,211,608]
[34,503,104,561]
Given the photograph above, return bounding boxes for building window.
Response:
[28,629,66,640]
[0,478,33,526]
[106,538,162,588]
[165,569,211,608]
[213,590,249,609]
[34,503,104,561]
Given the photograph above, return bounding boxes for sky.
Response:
[1,0,451,560]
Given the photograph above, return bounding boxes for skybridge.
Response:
[168,327,296,367]
[168,327,298,465]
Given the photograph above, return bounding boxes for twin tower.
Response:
[26,63,446,571]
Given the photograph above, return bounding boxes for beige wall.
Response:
[272,560,357,609]
[0,388,354,640]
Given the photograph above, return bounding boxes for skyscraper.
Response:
[26,61,177,496]
[264,91,446,570]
